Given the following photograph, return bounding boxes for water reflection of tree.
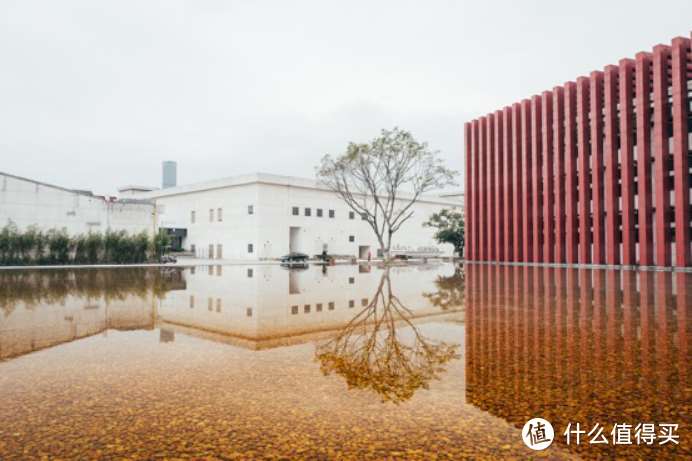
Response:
[316,269,459,403]
[423,266,464,310]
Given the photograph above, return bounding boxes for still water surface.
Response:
[0,263,688,459]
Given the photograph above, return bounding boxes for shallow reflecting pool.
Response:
[0,263,688,459]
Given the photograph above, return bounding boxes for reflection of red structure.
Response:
[464,264,690,458]
[464,34,692,267]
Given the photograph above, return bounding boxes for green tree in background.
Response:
[423,208,465,257]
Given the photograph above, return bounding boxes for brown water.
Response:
[0,263,688,459]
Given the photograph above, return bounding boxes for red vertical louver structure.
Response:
[465,34,692,267]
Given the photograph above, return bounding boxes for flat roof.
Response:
[138,172,461,206]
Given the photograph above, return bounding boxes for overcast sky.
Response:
[1,1,690,195]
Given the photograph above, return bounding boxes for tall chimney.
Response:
[162,161,177,189]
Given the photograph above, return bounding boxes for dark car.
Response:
[280,252,309,263]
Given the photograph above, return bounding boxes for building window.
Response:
[216,265,222,276]
[209,208,214,222]
[247,268,253,278]
[328,301,335,310]
[248,205,254,215]
[349,211,355,220]
[246,307,253,317]
[292,207,299,216]
[316,303,323,312]
[348,277,354,284]
[191,210,196,223]
[361,298,368,307]
[208,265,213,275]
[304,304,311,313]
[348,235,355,242]
[305,207,311,217]
[361,213,367,221]
[248,243,254,253]
[189,295,195,309]
[329,209,335,218]
[208,244,214,259]
[316,208,323,217]
[291,305,299,315]
[190,266,196,274]
[216,244,223,259]
[218,208,223,222]
[190,244,196,254]
[348,300,355,308]
[216,299,222,312]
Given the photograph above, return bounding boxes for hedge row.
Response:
[0,223,170,266]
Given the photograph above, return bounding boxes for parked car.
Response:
[280,252,309,263]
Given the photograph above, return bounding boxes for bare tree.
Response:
[316,128,457,259]
[315,268,460,403]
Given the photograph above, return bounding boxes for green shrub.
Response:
[0,224,165,266]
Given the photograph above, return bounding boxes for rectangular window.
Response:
[361,298,368,307]
[191,210,196,223]
[348,235,355,242]
[361,213,367,221]
[348,300,355,308]
[316,303,323,312]
[216,298,222,312]
[329,209,335,218]
[248,243,254,253]
[217,208,223,222]
[216,244,223,259]
[328,301,335,310]
[291,305,299,315]
[190,266,196,275]
[248,205,254,215]
[246,307,253,317]
[349,211,355,220]
[348,277,355,284]
[247,268,254,278]
[292,207,299,216]
[208,244,214,259]
[216,265,222,276]
[316,208,323,217]
[190,244,196,254]
[189,295,195,308]
[305,207,311,217]
[209,208,214,222]
[304,304,311,313]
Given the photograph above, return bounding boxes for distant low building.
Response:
[135,172,462,260]
[0,171,156,236]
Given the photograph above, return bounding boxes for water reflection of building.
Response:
[465,264,690,459]
[158,263,464,349]
[0,264,464,359]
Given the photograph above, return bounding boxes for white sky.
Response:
[1,0,690,195]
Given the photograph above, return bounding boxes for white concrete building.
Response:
[0,171,156,236]
[136,173,462,260]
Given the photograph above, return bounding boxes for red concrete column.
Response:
[636,52,654,266]
[603,65,620,265]
[472,120,480,260]
[531,95,543,263]
[465,122,472,260]
[619,59,636,265]
[564,82,578,263]
[671,37,691,267]
[542,91,554,262]
[590,71,605,264]
[494,110,504,261]
[652,45,672,267]
[512,103,523,262]
[521,99,533,262]
[503,106,513,261]
[479,117,487,260]
[576,76,592,264]
[487,113,496,261]
[553,86,566,263]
